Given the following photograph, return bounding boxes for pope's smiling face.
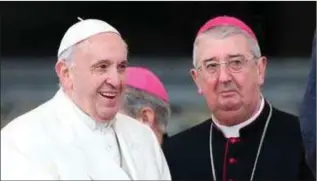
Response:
[56,32,128,122]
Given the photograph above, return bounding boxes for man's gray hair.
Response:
[122,86,171,133]
[192,25,261,67]
[58,44,77,67]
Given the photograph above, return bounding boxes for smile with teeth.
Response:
[100,92,117,99]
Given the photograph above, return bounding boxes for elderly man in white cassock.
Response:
[1,18,171,180]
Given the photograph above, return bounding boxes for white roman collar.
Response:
[212,96,265,138]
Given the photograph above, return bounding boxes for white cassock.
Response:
[1,89,171,180]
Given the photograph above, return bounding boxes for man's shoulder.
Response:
[116,113,163,157]
[163,119,211,148]
[172,119,211,138]
[270,105,302,137]
[116,113,149,131]
[271,106,299,124]
[115,113,158,141]
[1,99,54,147]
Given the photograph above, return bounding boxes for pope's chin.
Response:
[95,94,121,121]
[95,105,120,122]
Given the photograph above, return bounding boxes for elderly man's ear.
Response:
[137,107,155,128]
[55,60,73,89]
[190,68,203,95]
[257,56,267,86]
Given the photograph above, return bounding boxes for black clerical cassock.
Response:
[163,99,315,181]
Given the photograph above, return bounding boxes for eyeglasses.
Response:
[196,57,253,74]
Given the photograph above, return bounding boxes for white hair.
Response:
[57,45,76,67]
[56,45,77,88]
[192,25,261,67]
[122,86,171,133]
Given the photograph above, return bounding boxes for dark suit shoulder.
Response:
[272,108,317,180]
[270,106,301,135]
[163,119,211,155]
[165,119,211,144]
[272,106,298,121]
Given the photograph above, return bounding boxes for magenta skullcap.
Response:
[197,15,257,41]
[126,66,169,103]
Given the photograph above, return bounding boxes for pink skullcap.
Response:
[197,15,257,41]
[125,66,169,103]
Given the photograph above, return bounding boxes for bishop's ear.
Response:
[138,107,155,128]
[257,56,267,86]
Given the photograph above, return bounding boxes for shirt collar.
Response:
[212,96,265,138]
[57,88,116,131]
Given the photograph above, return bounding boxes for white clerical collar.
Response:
[58,88,116,131]
[212,96,265,138]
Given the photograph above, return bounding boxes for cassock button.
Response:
[229,137,240,144]
[229,158,238,164]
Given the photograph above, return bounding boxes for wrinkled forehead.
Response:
[75,33,128,62]
[195,33,253,62]
[80,32,126,50]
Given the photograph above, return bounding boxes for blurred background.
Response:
[1,1,316,136]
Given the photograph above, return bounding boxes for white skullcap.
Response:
[57,17,120,57]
